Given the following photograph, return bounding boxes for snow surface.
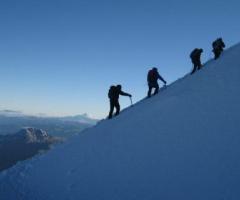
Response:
[1,43,240,200]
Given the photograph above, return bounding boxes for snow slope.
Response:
[1,43,240,200]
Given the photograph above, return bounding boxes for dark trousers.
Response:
[191,60,202,75]
[148,82,159,97]
[108,99,120,119]
[213,49,222,60]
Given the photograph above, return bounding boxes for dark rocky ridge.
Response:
[0,127,62,171]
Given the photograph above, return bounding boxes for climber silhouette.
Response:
[190,48,203,75]
[212,38,225,60]
[147,67,167,98]
[108,85,132,119]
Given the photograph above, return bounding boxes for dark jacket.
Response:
[190,48,203,63]
[108,86,130,101]
[147,69,166,84]
[212,38,225,51]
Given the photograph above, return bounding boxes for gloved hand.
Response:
[129,94,132,97]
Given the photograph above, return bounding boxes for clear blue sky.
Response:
[0,0,239,118]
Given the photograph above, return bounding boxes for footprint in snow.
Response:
[67,168,78,175]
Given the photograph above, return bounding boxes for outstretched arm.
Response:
[119,91,132,97]
[157,73,167,84]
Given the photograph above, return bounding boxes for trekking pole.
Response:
[161,84,167,91]
[129,96,133,106]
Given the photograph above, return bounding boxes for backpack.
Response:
[212,39,224,49]
[190,48,199,59]
[212,40,218,49]
[108,86,116,99]
[147,70,155,82]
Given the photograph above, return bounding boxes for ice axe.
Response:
[161,84,167,91]
[129,96,133,107]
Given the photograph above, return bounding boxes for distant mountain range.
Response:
[0,110,98,124]
[0,110,98,137]
[0,110,25,117]
[58,113,98,124]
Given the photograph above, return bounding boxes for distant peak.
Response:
[17,127,49,143]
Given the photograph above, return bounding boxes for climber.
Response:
[108,85,132,119]
[212,38,225,60]
[147,67,167,98]
[190,48,203,75]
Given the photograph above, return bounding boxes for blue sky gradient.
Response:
[0,0,240,118]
